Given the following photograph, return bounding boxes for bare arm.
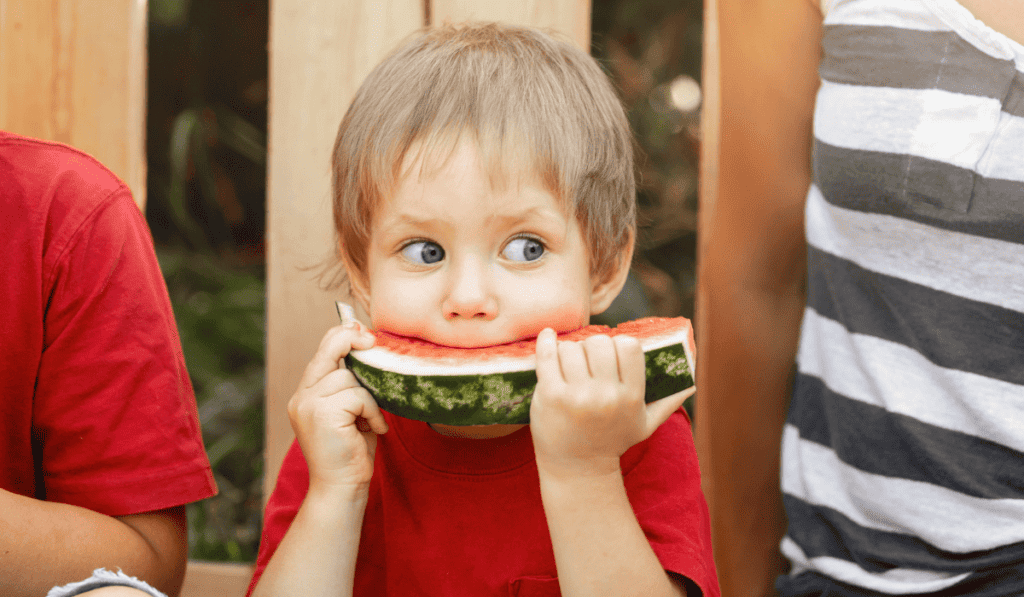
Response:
[251,483,370,597]
[81,589,160,597]
[538,467,688,597]
[0,494,187,597]
[694,0,823,596]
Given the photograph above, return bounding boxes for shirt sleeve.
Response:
[34,191,216,516]
[621,409,722,597]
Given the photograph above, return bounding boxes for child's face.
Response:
[351,139,615,348]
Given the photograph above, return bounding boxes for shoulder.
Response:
[0,131,126,188]
[723,0,822,15]
[717,0,824,51]
[0,132,142,304]
[0,131,130,220]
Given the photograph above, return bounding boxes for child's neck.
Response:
[429,423,525,439]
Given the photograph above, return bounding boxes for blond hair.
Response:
[330,21,636,287]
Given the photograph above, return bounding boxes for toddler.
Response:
[248,22,719,597]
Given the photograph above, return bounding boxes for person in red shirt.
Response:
[248,22,719,597]
[0,131,217,597]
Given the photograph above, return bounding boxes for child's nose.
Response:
[443,257,497,320]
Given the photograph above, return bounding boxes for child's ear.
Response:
[340,247,371,313]
[347,273,371,313]
[589,239,634,316]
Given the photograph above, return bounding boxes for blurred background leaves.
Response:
[148,0,268,562]
[591,0,703,325]
[145,0,701,562]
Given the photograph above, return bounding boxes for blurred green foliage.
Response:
[147,0,269,563]
[158,247,265,561]
[592,0,704,323]
[146,0,702,563]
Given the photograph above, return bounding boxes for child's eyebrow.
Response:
[374,211,452,235]
[381,213,434,227]
[488,206,566,226]
[382,205,563,229]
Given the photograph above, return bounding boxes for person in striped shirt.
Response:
[700,0,1024,596]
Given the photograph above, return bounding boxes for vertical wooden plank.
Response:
[694,0,719,526]
[696,0,719,224]
[431,0,590,49]
[265,0,424,504]
[0,0,147,208]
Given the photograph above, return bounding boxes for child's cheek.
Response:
[513,305,589,339]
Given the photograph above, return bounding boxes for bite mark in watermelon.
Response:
[336,302,696,426]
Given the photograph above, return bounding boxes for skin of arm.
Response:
[80,589,161,597]
[0,498,187,597]
[251,322,386,597]
[694,0,823,595]
[531,329,694,597]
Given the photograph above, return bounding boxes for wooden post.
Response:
[0,0,147,208]
[432,0,591,49]
[694,0,720,562]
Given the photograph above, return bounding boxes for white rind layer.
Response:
[349,324,693,377]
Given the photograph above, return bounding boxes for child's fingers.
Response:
[612,335,644,388]
[534,328,564,383]
[645,386,695,430]
[557,338,591,381]
[581,335,620,382]
[314,367,362,397]
[290,385,386,440]
[349,387,389,435]
[301,324,375,388]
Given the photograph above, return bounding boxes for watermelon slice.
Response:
[336,302,695,426]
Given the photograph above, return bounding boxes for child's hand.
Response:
[530,328,693,479]
[288,321,387,492]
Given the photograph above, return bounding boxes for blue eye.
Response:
[502,237,545,262]
[401,241,445,264]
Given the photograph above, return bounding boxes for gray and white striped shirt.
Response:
[780,0,1024,594]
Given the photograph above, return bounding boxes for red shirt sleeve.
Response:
[33,190,216,515]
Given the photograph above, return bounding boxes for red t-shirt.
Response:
[0,131,216,515]
[248,409,720,597]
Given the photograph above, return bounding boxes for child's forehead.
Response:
[387,135,566,207]
[364,139,574,233]
[400,133,532,181]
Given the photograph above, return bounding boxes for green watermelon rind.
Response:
[345,339,694,426]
